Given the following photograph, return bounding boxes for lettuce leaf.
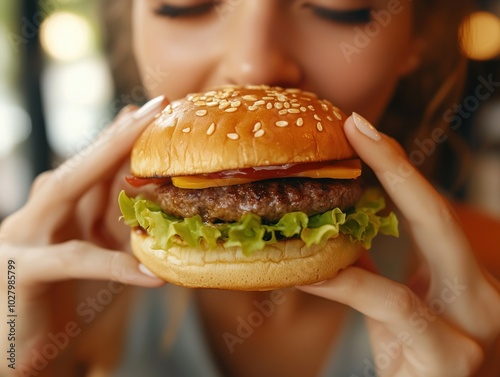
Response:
[118,187,398,255]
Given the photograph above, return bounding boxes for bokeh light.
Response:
[461,11,500,61]
[40,12,93,61]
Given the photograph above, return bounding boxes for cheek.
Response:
[133,6,220,100]
[297,13,413,122]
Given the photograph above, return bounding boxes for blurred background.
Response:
[0,0,499,221]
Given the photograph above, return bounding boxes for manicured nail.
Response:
[352,112,382,141]
[138,263,159,278]
[133,95,165,119]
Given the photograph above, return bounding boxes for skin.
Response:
[1,0,499,376]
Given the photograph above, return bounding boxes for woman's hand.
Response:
[0,96,169,375]
[297,113,500,377]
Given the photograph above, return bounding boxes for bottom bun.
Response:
[131,230,363,291]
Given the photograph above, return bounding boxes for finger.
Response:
[344,114,481,285]
[296,267,483,371]
[2,240,165,287]
[32,96,169,207]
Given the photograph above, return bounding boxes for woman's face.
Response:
[133,0,420,123]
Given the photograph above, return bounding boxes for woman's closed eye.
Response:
[153,1,219,18]
[304,4,372,24]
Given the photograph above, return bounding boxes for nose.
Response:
[220,2,302,87]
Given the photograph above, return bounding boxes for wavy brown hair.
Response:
[100,0,474,191]
[380,0,474,191]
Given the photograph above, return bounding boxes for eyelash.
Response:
[153,1,372,24]
[305,5,372,24]
[154,1,218,18]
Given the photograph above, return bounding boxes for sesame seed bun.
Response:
[131,230,363,291]
[131,85,356,177]
[128,85,364,290]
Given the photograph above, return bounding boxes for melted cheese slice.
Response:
[172,159,361,189]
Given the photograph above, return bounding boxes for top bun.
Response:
[131,85,356,177]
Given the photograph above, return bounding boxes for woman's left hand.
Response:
[296,113,500,377]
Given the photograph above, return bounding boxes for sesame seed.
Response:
[206,101,218,107]
[182,127,191,133]
[266,103,273,110]
[165,105,173,114]
[219,102,230,110]
[284,102,291,109]
[285,88,301,94]
[314,114,322,121]
[333,111,342,120]
[254,129,265,138]
[196,110,208,117]
[274,102,283,110]
[275,121,289,127]
[279,109,288,115]
[253,122,262,132]
[254,100,265,106]
[308,106,315,111]
[317,122,323,131]
[327,116,333,121]
[300,107,307,112]
[300,97,312,101]
[227,133,239,140]
[187,93,200,101]
[243,95,258,101]
[288,109,300,114]
[321,103,329,111]
[231,100,241,107]
[296,117,304,127]
[207,123,216,135]
[205,91,217,96]
[225,107,238,113]
[195,101,206,107]
[291,103,300,108]
[290,99,298,103]
[248,106,258,111]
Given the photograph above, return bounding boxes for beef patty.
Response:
[155,178,363,223]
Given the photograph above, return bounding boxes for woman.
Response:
[1,0,500,376]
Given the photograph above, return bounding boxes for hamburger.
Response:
[119,85,398,290]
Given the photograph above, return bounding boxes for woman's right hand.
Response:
[0,96,169,376]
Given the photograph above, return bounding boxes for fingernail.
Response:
[133,95,165,119]
[296,280,328,289]
[352,112,382,141]
[138,263,159,278]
